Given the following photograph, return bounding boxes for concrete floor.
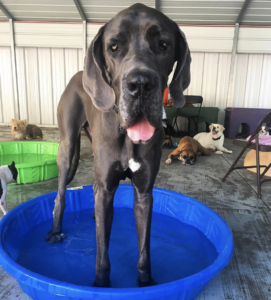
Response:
[0,125,271,300]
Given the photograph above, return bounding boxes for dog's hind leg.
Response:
[46,86,86,243]
[46,136,79,243]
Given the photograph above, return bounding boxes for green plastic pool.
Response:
[0,141,59,184]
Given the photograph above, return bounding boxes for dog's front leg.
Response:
[93,184,116,287]
[134,189,156,287]
[216,146,233,154]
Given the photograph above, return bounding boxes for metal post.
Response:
[9,19,20,120]
[226,23,239,107]
[83,20,87,62]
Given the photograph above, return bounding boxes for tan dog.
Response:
[165,136,213,165]
[10,119,43,139]
[10,119,28,139]
[194,123,232,154]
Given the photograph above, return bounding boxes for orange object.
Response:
[163,87,169,106]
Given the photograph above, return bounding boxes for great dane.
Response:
[46,3,191,287]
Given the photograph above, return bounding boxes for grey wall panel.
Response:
[0,47,15,123]
[0,22,10,46]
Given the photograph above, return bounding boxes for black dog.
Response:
[46,3,191,288]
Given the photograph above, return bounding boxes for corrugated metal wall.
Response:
[0,24,270,126]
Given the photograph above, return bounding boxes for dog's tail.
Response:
[67,133,81,185]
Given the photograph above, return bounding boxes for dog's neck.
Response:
[212,135,221,141]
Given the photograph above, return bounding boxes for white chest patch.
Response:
[128,158,141,172]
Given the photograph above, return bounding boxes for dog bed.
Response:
[0,141,59,184]
[0,185,233,300]
[246,135,271,145]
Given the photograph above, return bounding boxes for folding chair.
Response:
[222,109,271,197]
[172,95,203,136]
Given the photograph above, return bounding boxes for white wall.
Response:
[0,22,270,126]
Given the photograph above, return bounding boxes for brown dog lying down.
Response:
[10,119,43,139]
[165,136,213,165]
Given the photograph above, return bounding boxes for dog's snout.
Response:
[126,73,156,98]
[14,126,17,130]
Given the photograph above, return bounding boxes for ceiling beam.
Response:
[73,0,86,21]
[236,0,252,24]
[0,1,14,20]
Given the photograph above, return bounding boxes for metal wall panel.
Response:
[0,22,10,46]
[258,55,271,109]
[182,26,234,53]
[14,47,84,125]
[244,54,263,108]
[14,23,83,48]
[186,52,205,95]
[238,28,271,54]
[230,54,249,107]
[0,47,15,123]
[0,47,270,126]
[15,47,28,120]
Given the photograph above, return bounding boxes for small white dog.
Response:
[0,161,18,215]
[193,124,232,155]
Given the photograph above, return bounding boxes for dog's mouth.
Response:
[126,115,155,142]
[212,129,219,135]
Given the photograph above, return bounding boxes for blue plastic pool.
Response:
[0,185,234,300]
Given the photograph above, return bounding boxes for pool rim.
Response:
[0,185,234,299]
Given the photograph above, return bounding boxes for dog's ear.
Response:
[83,25,115,112]
[169,22,191,108]
[220,125,225,132]
[23,119,28,125]
[10,119,15,123]
[11,161,15,166]
[209,123,213,131]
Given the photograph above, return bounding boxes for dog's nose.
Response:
[126,73,155,98]
[14,126,16,129]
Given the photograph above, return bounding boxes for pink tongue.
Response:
[212,131,216,135]
[127,116,155,142]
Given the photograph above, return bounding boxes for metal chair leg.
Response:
[222,143,251,182]
[256,135,261,197]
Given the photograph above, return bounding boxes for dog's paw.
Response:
[45,231,66,243]
[92,279,111,288]
[215,151,223,155]
[165,158,172,165]
[227,150,233,154]
[138,278,156,287]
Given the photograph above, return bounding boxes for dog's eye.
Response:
[110,44,119,52]
[190,156,194,160]
[183,155,187,159]
[159,40,168,50]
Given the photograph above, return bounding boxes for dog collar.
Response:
[212,135,221,141]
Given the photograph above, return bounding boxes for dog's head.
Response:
[7,161,18,183]
[178,150,196,165]
[10,119,28,132]
[83,4,191,143]
[209,123,225,138]
[259,126,270,135]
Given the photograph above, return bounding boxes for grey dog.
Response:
[46,3,191,288]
